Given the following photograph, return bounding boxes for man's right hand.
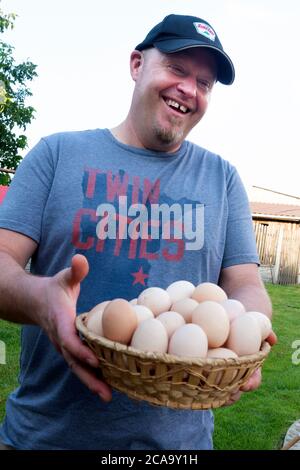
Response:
[39,253,112,402]
[0,227,112,403]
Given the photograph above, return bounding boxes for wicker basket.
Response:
[76,312,271,410]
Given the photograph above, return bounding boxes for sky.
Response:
[1,0,300,197]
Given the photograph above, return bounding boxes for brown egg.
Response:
[192,282,227,303]
[102,299,137,344]
[192,301,230,348]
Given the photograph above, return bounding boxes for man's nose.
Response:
[176,78,197,98]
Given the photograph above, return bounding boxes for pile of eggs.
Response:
[85,281,272,359]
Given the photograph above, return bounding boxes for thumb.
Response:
[64,254,89,288]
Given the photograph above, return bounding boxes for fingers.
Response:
[266,330,277,346]
[240,367,261,392]
[62,254,89,289]
[58,318,99,367]
[223,389,242,407]
[69,254,89,287]
[62,348,112,402]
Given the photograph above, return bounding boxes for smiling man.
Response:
[0,14,275,451]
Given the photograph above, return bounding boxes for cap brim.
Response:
[153,38,235,85]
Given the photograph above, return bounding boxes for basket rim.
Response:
[76,312,271,366]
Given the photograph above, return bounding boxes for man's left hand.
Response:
[223,330,277,406]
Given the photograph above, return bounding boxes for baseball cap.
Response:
[135,14,235,85]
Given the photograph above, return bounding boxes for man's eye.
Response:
[168,65,185,75]
[197,79,212,91]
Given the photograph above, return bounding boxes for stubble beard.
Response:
[153,117,184,146]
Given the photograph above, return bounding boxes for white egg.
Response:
[192,282,227,303]
[86,309,104,336]
[156,311,185,338]
[166,280,195,303]
[137,287,172,316]
[221,299,246,322]
[132,305,154,324]
[168,324,208,358]
[131,318,168,353]
[192,301,230,348]
[226,314,262,356]
[129,298,138,305]
[206,348,238,385]
[171,298,199,323]
[207,347,238,359]
[89,300,111,314]
[246,311,272,340]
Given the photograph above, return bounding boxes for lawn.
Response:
[214,284,300,450]
[0,283,299,449]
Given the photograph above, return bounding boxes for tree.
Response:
[0,2,37,184]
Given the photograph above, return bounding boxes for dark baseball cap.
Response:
[135,14,235,85]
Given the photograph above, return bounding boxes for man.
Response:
[0,14,275,450]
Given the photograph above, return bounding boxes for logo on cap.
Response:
[193,22,216,42]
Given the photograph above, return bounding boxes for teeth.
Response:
[166,99,188,113]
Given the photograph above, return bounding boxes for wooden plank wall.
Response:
[253,219,300,285]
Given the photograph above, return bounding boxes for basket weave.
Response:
[76,313,271,410]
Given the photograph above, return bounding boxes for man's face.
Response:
[129,47,217,152]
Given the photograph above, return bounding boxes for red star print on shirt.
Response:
[131,267,149,286]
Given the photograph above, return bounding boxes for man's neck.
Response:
[110,121,182,153]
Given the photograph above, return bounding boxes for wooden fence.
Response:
[253,219,300,285]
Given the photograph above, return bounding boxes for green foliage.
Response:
[214,284,300,450]
[0,2,37,184]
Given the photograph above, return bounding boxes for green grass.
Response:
[0,284,299,449]
[214,284,300,450]
[0,320,21,422]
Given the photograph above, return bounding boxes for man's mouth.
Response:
[164,98,190,114]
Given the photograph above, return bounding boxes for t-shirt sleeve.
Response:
[0,138,55,243]
[222,166,259,268]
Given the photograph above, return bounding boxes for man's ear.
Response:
[130,50,144,81]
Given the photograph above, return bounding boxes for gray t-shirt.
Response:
[0,129,258,450]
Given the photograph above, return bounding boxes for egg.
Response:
[221,299,246,322]
[168,324,208,358]
[166,280,195,303]
[171,298,199,323]
[129,298,138,305]
[137,287,172,316]
[89,300,111,314]
[131,318,168,353]
[156,311,185,338]
[206,348,238,385]
[192,282,228,303]
[102,299,137,344]
[207,347,238,359]
[246,311,272,340]
[86,309,104,336]
[192,301,230,348]
[132,305,154,324]
[226,314,262,356]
